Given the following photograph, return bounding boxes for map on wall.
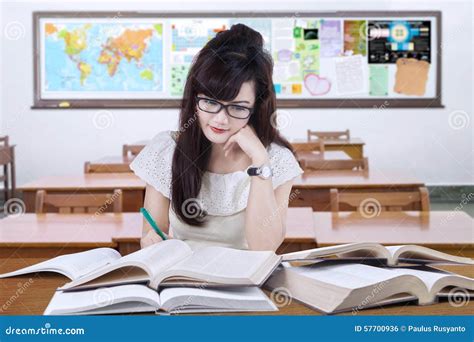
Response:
[34,13,441,107]
[41,19,164,98]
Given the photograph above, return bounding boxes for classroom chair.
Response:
[300,157,369,171]
[35,189,123,214]
[307,129,351,141]
[0,136,16,201]
[329,186,431,213]
[84,161,131,173]
[122,144,144,158]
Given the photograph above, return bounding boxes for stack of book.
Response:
[1,240,472,315]
[0,239,281,315]
[266,243,474,314]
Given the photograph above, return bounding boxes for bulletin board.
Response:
[32,11,442,109]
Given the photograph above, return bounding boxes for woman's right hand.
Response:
[140,230,171,249]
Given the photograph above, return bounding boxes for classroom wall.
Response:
[0,0,472,186]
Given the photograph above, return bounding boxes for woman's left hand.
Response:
[223,125,269,165]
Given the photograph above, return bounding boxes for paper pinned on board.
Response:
[369,65,389,96]
[334,55,368,95]
[394,58,430,96]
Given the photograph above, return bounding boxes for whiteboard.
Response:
[32,11,442,109]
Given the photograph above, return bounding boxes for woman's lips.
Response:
[210,126,228,134]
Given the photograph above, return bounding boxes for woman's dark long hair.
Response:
[171,23,295,226]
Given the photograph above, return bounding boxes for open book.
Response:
[16,239,278,291]
[281,243,474,266]
[44,285,277,315]
[265,261,474,314]
[0,248,121,280]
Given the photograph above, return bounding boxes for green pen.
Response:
[140,207,168,240]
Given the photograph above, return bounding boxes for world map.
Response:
[44,22,163,93]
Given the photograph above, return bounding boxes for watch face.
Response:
[260,166,272,179]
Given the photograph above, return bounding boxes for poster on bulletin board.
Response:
[32,11,442,109]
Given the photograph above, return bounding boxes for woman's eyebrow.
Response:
[230,100,251,104]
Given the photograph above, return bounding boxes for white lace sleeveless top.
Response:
[130,130,304,250]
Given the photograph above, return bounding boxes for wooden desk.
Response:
[86,155,135,173]
[19,173,146,212]
[291,170,425,211]
[0,207,315,259]
[291,138,365,159]
[0,264,471,315]
[313,211,474,258]
[0,213,142,259]
[296,151,350,162]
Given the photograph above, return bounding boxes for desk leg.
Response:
[341,146,364,159]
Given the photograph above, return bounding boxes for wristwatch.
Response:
[247,164,273,180]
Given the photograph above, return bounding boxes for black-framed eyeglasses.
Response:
[196,96,253,120]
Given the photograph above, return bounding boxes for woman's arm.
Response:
[222,126,296,251]
[140,184,171,248]
[245,160,294,251]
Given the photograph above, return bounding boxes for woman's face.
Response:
[196,81,255,144]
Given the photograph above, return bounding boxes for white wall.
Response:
[1,0,472,186]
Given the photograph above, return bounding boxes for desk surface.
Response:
[18,169,423,192]
[296,151,351,161]
[0,213,142,248]
[19,173,146,191]
[0,207,314,249]
[293,169,424,189]
[313,211,474,250]
[0,263,470,315]
[90,155,135,165]
[291,138,365,146]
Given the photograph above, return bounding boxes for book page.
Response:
[44,284,160,315]
[160,287,276,312]
[386,266,474,294]
[291,263,410,289]
[60,239,193,290]
[0,248,121,280]
[116,239,193,277]
[386,245,474,265]
[157,247,275,284]
[282,243,388,262]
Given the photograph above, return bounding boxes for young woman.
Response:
[130,24,303,252]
